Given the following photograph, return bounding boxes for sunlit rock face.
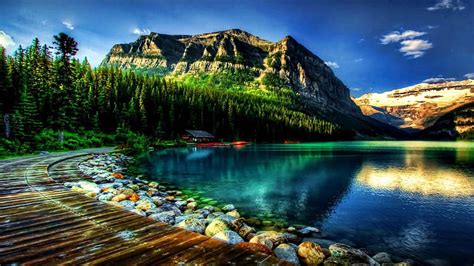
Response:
[356,154,474,197]
[355,80,474,131]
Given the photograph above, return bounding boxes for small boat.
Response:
[284,140,300,144]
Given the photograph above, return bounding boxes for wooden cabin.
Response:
[181,130,215,143]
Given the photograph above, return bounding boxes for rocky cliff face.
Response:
[355,80,474,131]
[102,29,359,114]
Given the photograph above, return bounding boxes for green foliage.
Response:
[0,34,345,157]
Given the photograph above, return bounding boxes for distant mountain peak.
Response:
[355,79,474,130]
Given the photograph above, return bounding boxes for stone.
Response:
[297,241,326,265]
[128,184,140,191]
[129,193,140,202]
[323,255,352,265]
[222,204,235,212]
[111,172,124,179]
[77,181,101,194]
[298,226,320,236]
[119,200,136,210]
[212,230,244,245]
[205,219,231,237]
[177,218,206,234]
[274,244,300,265]
[149,211,176,224]
[136,198,156,211]
[329,243,375,265]
[186,202,198,210]
[151,196,163,206]
[148,181,159,188]
[255,231,288,246]
[237,223,256,240]
[111,194,128,202]
[249,235,273,250]
[373,252,392,264]
[98,193,114,201]
[226,210,240,218]
[303,237,337,249]
[235,242,273,256]
[131,209,146,216]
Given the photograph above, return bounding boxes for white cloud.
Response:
[354,58,364,63]
[324,61,339,69]
[133,28,151,35]
[464,73,474,79]
[423,77,456,83]
[427,0,465,11]
[380,30,427,44]
[399,39,433,58]
[351,88,361,91]
[62,21,74,30]
[0,31,15,49]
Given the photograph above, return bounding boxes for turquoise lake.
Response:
[142,141,474,265]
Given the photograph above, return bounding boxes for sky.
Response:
[1,0,473,96]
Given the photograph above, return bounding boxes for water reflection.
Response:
[356,152,474,197]
[142,142,474,264]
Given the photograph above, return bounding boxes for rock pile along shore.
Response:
[65,153,414,265]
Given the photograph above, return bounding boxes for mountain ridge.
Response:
[355,80,474,131]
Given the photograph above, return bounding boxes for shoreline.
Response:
[65,152,415,265]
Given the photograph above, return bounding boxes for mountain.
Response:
[421,102,474,140]
[103,29,359,113]
[355,80,474,132]
[102,29,405,139]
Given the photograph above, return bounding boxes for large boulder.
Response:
[274,243,300,265]
[212,230,244,245]
[297,241,326,265]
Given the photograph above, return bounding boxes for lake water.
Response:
[141,141,474,265]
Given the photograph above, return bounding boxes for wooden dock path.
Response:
[0,149,286,265]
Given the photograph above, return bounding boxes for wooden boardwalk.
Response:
[0,149,286,265]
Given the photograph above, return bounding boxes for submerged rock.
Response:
[274,243,300,265]
[222,204,236,212]
[373,252,392,264]
[212,230,244,245]
[297,241,326,265]
[298,226,320,236]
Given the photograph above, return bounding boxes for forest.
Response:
[0,33,343,157]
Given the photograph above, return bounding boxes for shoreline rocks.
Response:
[67,153,412,265]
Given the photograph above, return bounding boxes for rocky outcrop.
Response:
[355,80,474,131]
[102,29,359,114]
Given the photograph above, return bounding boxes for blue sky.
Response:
[1,0,473,96]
